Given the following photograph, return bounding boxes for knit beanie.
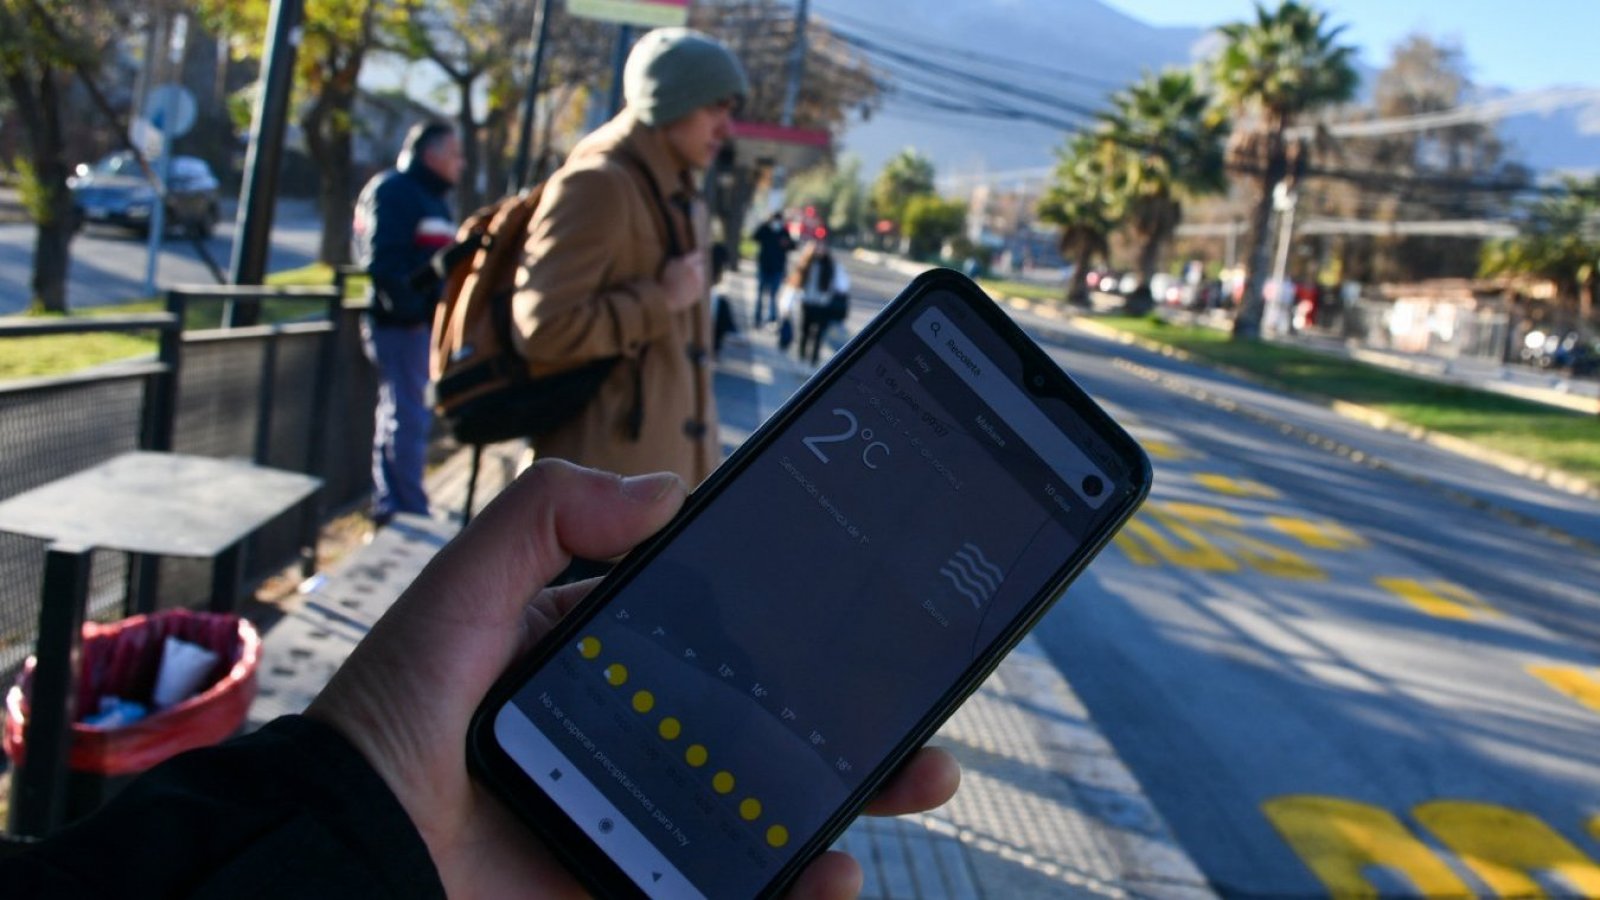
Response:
[623,28,750,126]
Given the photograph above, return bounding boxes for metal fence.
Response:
[1307,297,1514,363]
[0,287,378,679]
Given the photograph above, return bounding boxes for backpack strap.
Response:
[617,149,690,260]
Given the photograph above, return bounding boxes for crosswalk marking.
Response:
[1527,665,1600,716]
[1375,577,1497,620]
[1262,795,1471,897]
[1416,800,1600,897]
[1267,516,1368,551]
[1193,473,1281,498]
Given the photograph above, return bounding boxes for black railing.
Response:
[0,288,379,682]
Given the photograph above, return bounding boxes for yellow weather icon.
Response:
[580,636,790,850]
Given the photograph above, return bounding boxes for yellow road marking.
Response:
[1527,665,1600,716]
[1262,795,1470,897]
[1193,473,1281,498]
[1268,516,1369,551]
[1375,578,1497,620]
[1142,439,1196,461]
[1116,513,1239,572]
[1115,502,1328,577]
[1416,800,1600,897]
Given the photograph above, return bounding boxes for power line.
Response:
[828,26,1107,124]
[812,4,1125,92]
[1293,87,1600,139]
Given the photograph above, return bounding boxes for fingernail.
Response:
[620,472,680,502]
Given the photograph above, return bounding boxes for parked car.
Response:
[68,152,221,238]
[1520,328,1600,375]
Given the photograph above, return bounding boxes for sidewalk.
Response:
[245,275,1216,898]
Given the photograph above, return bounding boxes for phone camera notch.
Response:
[1081,475,1105,498]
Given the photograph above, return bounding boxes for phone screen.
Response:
[478,275,1146,899]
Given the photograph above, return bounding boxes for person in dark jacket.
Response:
[750,211,795,327]
[353,121,463,526]
[0,461,963,899]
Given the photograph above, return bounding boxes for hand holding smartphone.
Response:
[469,269,1151,898]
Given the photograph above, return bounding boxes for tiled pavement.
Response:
[245,277,1214,898]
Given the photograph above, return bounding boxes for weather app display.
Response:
[500,293,1094,898]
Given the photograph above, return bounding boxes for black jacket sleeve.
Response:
[365,176,436,325]
[0,716,444,900]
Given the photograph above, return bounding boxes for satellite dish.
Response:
[146,84,197,138]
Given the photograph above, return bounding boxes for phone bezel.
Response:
[467,267,1152,898]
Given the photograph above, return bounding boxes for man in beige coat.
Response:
[512,28,748,492]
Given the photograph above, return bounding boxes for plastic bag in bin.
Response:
[4,609,261,775]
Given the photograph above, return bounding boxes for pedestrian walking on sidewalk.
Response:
[354,121,463,526]
[751,211,795,326]
[791,239,850,366]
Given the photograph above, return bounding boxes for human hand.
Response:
[661,251,707,312]
[307,460,960,899]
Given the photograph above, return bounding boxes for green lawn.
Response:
[0,265,368,381]
[977,277,1065,305]
[1096,315,1600,485]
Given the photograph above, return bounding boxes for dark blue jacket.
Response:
[750,219,795,275]
[355,159,454,326]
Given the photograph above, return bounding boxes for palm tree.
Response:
[1211,0,1358,338]
[1100,69,1228,314]
[1039,133,1122,306]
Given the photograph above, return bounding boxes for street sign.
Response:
[567,0,687,27]
[146,84,198,138]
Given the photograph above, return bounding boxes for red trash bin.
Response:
[4,609,260,819]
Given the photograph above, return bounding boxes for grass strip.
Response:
[1097,314,1600,485]
[0,265,369,380]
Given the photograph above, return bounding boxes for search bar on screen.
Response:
[913,308,1110,509]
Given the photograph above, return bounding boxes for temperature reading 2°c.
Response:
[801,408,891,469]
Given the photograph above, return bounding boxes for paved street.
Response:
[0,198,321,315]
[836,257,1600,897]
[10,222,1599,895]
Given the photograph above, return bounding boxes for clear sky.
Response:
[1105,0,1599,92]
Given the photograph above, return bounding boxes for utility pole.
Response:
[228,0,304,316]
[508,0,553,193]
[766,0,810,215]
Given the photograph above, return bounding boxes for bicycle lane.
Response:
[1024,340,1600,897]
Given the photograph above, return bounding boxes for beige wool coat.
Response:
[511,112,718,486]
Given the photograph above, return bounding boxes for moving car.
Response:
[68,152,221,238]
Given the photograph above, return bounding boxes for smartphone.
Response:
[468,268,1151,899]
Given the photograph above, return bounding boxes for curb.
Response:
[1058,313,1599,503]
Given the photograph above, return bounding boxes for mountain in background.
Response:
[826,0,1600,183]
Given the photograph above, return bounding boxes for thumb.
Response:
[408,460,686,623]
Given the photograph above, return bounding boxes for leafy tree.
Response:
[201,0,404,265]
[1099,69,1227,312]
[1210,0,1358,338]
[694,2,881,254]
[394,0,615,212]
[901,194,965,260]
[786,156,866,238]
[0,0,138,312]
[870,147,935,231]
[1480,176,1600,324]
[394,0,536,214]
[1038,133,1122,305]
[1364,34,1514,280]
[696,1,880,136]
